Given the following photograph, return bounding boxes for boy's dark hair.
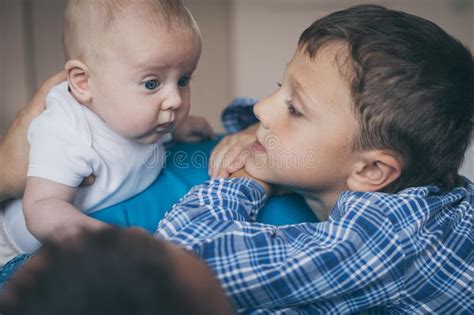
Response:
[299,4,473,192]
[0,227,205,315]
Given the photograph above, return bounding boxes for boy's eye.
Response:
[178,76,191,88]
[277,82,282,87]
[143,79,160,90]
[286,102,303,118]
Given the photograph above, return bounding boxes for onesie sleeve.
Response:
[27,96,96,188]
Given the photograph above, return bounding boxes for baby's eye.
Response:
[143,79,160,90]
[286,102,303,118]
[178,76,191,88]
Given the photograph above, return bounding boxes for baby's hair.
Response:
[299,4,473,192]
[63,0,198,62]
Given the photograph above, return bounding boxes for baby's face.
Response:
[87,17,201,144]
[245,44,359,214]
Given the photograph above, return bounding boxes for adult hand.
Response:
[229,168,272,196]
[209,123,258,178]
[0,71,94,201]
[172,115,215,143]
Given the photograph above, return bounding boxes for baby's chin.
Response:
[133,132,165,145]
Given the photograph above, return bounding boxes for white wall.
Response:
[231,0,473,98]
[0,0,30,135]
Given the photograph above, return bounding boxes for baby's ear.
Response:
[65,59,92,104]
[347,150,402,192]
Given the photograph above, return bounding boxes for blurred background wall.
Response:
[1,0,473,178]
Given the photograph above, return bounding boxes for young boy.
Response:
[0,0,213,265]
[0,4,472,314]
[159,4,472,313]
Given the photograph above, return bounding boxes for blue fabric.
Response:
[0,254,31,286]
[157,177,474,314]
[90,138,316,233]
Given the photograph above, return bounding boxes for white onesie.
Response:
[1,81,170,254]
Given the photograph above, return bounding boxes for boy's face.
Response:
[87,15,201,144]
[245,44,359,212]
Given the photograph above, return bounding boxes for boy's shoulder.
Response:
[333,177,473,225]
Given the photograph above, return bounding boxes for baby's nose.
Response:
[162,89,182,111]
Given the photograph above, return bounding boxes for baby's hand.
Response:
[172,115,215,143]
[209,124,258,178]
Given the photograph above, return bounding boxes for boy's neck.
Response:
[303,196,329,221]
[301,189,344,221]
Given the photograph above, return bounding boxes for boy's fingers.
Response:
[216,168,230,179]
[209,150,225,177]
[227,160,244,174]
[209,144,230,176]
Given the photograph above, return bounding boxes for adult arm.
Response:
[0,72,67,201]
[0,72,94,202]
[156,178,405,313]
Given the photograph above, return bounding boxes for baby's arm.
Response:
[23,177,106,242]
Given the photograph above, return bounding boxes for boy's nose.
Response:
[162,88,183,111]
[253,98,270,129]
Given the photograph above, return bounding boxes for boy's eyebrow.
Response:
[293,78,317,112]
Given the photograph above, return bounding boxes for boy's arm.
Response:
[156,178,404,311]
[156,178,268,240]
[23,177,106,241]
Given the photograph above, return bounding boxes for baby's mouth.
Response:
[157,121,174,129]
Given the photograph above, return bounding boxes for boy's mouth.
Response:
[251,139,266,153]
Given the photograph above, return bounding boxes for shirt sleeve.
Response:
[221,97,259,133]
[156,178,267,240]
[155,178,406,313]
[27,104,96,187]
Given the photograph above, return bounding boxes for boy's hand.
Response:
[229,168,272,196]
[209,123,258,178]
[172,115,215,143]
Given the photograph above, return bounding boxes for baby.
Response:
[0,0,209,265]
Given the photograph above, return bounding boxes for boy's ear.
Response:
[65,59,92,104]
[347,150,402,192]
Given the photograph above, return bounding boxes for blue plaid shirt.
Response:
[156,177,473,314]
